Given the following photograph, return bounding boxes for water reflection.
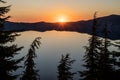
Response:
[15,31,89,80]
[0,30,120,80]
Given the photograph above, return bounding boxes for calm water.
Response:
[13,30,90,80]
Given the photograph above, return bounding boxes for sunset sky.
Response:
[5,0,120,22]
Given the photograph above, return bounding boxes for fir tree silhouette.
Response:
[79,13,119,80]
[21,37,41,80]
[97,23,113,80]
[111,41,120,80]
[57,53,76,80]
[79,12,103,80]
[0,0,24,80]
[0,0,10,29]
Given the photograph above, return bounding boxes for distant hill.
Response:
[3,14,120,40]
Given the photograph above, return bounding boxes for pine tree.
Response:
[80,12,103,80]
[0,0,10,29]
[111,41,120,80]
[0,1,24,80]
[0,44,23,80]
[21,37,41,80]
[57,54,76,80]
[97,23,113,80]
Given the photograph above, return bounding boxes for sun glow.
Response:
[58,16,67,22]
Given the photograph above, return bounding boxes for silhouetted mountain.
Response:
[3,14,120,40]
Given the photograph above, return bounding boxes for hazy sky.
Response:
[5,0,120,22]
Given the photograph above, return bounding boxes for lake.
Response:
[12,30,90,80]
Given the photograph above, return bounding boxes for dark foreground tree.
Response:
[80,12,103,80]
[97,23,113,80]
[80,13,118,80]
[57,54,76,80]
[111,41,120,80]
[0,0,10,29]
[21,37,41,80]
[0,0,24,80]
[0,41,24,80]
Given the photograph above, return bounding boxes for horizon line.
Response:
[7,14,120,23]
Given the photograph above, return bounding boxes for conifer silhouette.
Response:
[80,12,103,80]
[0,1,24,80]
[21,37,41,80]
[57,54,76,80]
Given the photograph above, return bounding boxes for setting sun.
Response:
[58,16,67,22]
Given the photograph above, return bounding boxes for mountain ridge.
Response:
[4,14,120,40]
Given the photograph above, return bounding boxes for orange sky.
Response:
[5,0,120,22]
